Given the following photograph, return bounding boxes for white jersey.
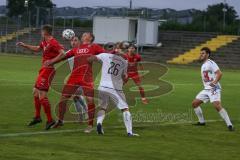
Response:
[96,53,128,91]
[201,59,221,90]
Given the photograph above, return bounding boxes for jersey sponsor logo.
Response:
[77,48,90,54]
[202,70,213,82]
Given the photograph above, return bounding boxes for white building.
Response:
[93,16,159,46]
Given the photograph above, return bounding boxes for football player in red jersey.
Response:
[44,32,105,133]
[124,44,148,104]
[67,36,88,122]
[17,25,64,130]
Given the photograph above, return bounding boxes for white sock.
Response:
[219,108,233,126]
[194,107,205,123]
[123,111,132,134]
[97,110,105,124]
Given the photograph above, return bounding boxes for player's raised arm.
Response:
[16,42,42,52]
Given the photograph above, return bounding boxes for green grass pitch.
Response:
[0,54,239,160]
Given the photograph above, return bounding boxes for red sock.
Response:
[139,86,145,98]
[58,100,67,121]
[87,103,95,126]
[40,97,53,122]
[34,96,41,118]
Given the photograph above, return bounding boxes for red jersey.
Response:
[65,43,104,82]
[39,38,63,67]
[124,53,142,73]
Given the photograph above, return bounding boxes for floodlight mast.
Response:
[223,0,227,31]
[130,0,133,9]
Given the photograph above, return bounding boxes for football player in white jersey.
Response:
[68,36,87,122]
[88,44,139,136]
[192,47,234,131]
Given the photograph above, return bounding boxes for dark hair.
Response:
[41,25,52,35]
[128,44,136,49]
[115,42,124,49]
[73,36,79,40]
[105,42,116,51]
[201,47,211,57]
[88,32,95,42]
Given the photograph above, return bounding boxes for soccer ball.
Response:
[62,29,75,40]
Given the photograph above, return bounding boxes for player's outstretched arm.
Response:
[16,42,41,52]
[44,50,66,66]
[87,55,100,63]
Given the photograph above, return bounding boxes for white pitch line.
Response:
[0,129,84,138]
[174,83,240,86]
[0,119,223,138]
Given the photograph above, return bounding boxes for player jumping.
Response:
[88,45,139,136]
[124,44,148,104]
[67,36,88,122]
[44,32,104,133]
[192,47,234,131]
[17,25,64,130]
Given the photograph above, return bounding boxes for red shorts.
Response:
[127,72,141,84]
[62,76,94,98]
[34,67,55,91]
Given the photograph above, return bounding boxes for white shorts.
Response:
[196,89,221,103]
[98,86,128,110]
